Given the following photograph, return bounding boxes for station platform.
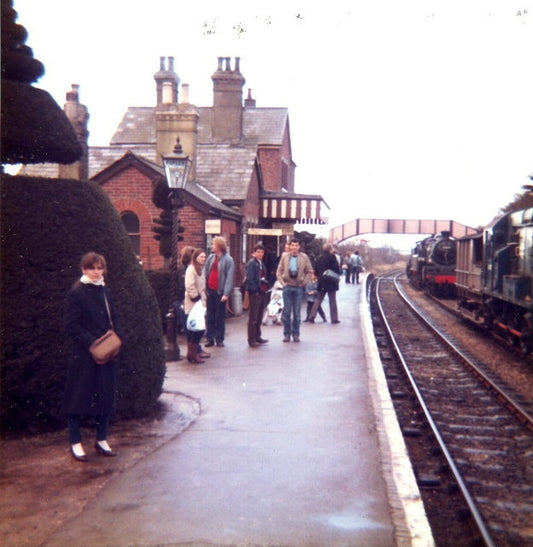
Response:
[46,279,434,547]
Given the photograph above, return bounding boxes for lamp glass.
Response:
[164,156,190,189]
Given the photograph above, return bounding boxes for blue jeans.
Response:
[206,288,226,343]
[282,285,304,337]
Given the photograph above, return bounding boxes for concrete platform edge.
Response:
[360,277,436,547]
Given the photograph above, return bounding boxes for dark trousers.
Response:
[185,316,205,345]
[309,290,338,322]
[247,291,268,344]
[344,268,351,283]
[206,288,227,343]
[67,414,110,444]
[306,301,326,321]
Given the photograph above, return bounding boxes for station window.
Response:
[121,211,140,255]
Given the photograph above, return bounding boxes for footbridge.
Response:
[329,218,479,243]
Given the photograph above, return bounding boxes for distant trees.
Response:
[501,182,533,214]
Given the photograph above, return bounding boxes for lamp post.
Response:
[163,137,192,361]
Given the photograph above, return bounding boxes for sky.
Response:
[10,0,533,242]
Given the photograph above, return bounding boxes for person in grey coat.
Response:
[204,236,235,347]
[62,252,121,462]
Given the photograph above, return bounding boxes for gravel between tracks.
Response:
[402,281,533,403]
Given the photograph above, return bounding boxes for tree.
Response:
[501,179,533,214]
[1,0,82,164]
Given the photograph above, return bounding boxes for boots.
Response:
[187,341,202,364]
[197,346,211,359]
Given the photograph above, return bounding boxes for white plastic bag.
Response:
[186,301,206,331]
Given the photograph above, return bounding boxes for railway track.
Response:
[370,272,533,547]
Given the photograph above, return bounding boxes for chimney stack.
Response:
[154,59,199,178]
[154,56,179,105]
[211,56,245,143]
[244,88,256,108]
[59,84,89,180]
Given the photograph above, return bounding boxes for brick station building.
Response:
[21,57,328,277]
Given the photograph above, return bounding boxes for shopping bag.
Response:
[186,301,206,331]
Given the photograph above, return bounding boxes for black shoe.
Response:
[257,338,269,344]
[283,336,290,343]
[332,320,341,324]
[249,342,260,348]
[293,335,300,342]
[95,442,117,457]
[70,448,88,462]
[205,340,215,347]
[308,319,315,324]
[216,341,225,347]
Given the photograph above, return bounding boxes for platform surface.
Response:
[46,280,432,547]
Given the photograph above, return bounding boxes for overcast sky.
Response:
[12,0,533,237]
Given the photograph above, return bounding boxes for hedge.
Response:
[0,174,166,434]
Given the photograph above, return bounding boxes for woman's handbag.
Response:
[187,300,206,332]
[89,294,122,364]
[90,330,122,364]
[322,269,340,282]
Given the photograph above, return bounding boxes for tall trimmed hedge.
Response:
[0,175,166,434]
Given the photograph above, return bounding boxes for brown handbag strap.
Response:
[103,294,115,330]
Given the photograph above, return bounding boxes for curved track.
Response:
[371,273,533,547]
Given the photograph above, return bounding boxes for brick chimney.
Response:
[59,84,89,180]
[154,58,199,178]
[211,57,245,143]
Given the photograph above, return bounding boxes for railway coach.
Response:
[457,207,533,354]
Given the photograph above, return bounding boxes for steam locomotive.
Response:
[406,231,457,297]
[456,207,533,354]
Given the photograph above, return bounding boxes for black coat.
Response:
[315,251,341,292]
[61,283,120,416]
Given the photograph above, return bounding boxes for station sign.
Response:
[205,219,222,234]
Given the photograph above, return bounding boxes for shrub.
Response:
[145,269,171,334]
[0,175,166,434]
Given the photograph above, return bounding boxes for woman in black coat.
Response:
[62,252,121,462]
[308,243,341,324]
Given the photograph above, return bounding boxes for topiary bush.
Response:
[0,174,166,434]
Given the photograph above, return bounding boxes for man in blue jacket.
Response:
[204,236,235,347]
[245,243,270,347]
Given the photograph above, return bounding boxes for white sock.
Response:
[97,440,111,451]
[72,443,86,457]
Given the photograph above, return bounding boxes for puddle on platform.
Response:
[322,511,386,531]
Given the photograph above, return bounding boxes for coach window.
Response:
[121,211,140,255]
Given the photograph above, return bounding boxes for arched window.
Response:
[121,211,140,255]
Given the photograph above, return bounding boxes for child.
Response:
[304,271,326,322]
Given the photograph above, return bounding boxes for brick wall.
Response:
[100,166,164,270]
